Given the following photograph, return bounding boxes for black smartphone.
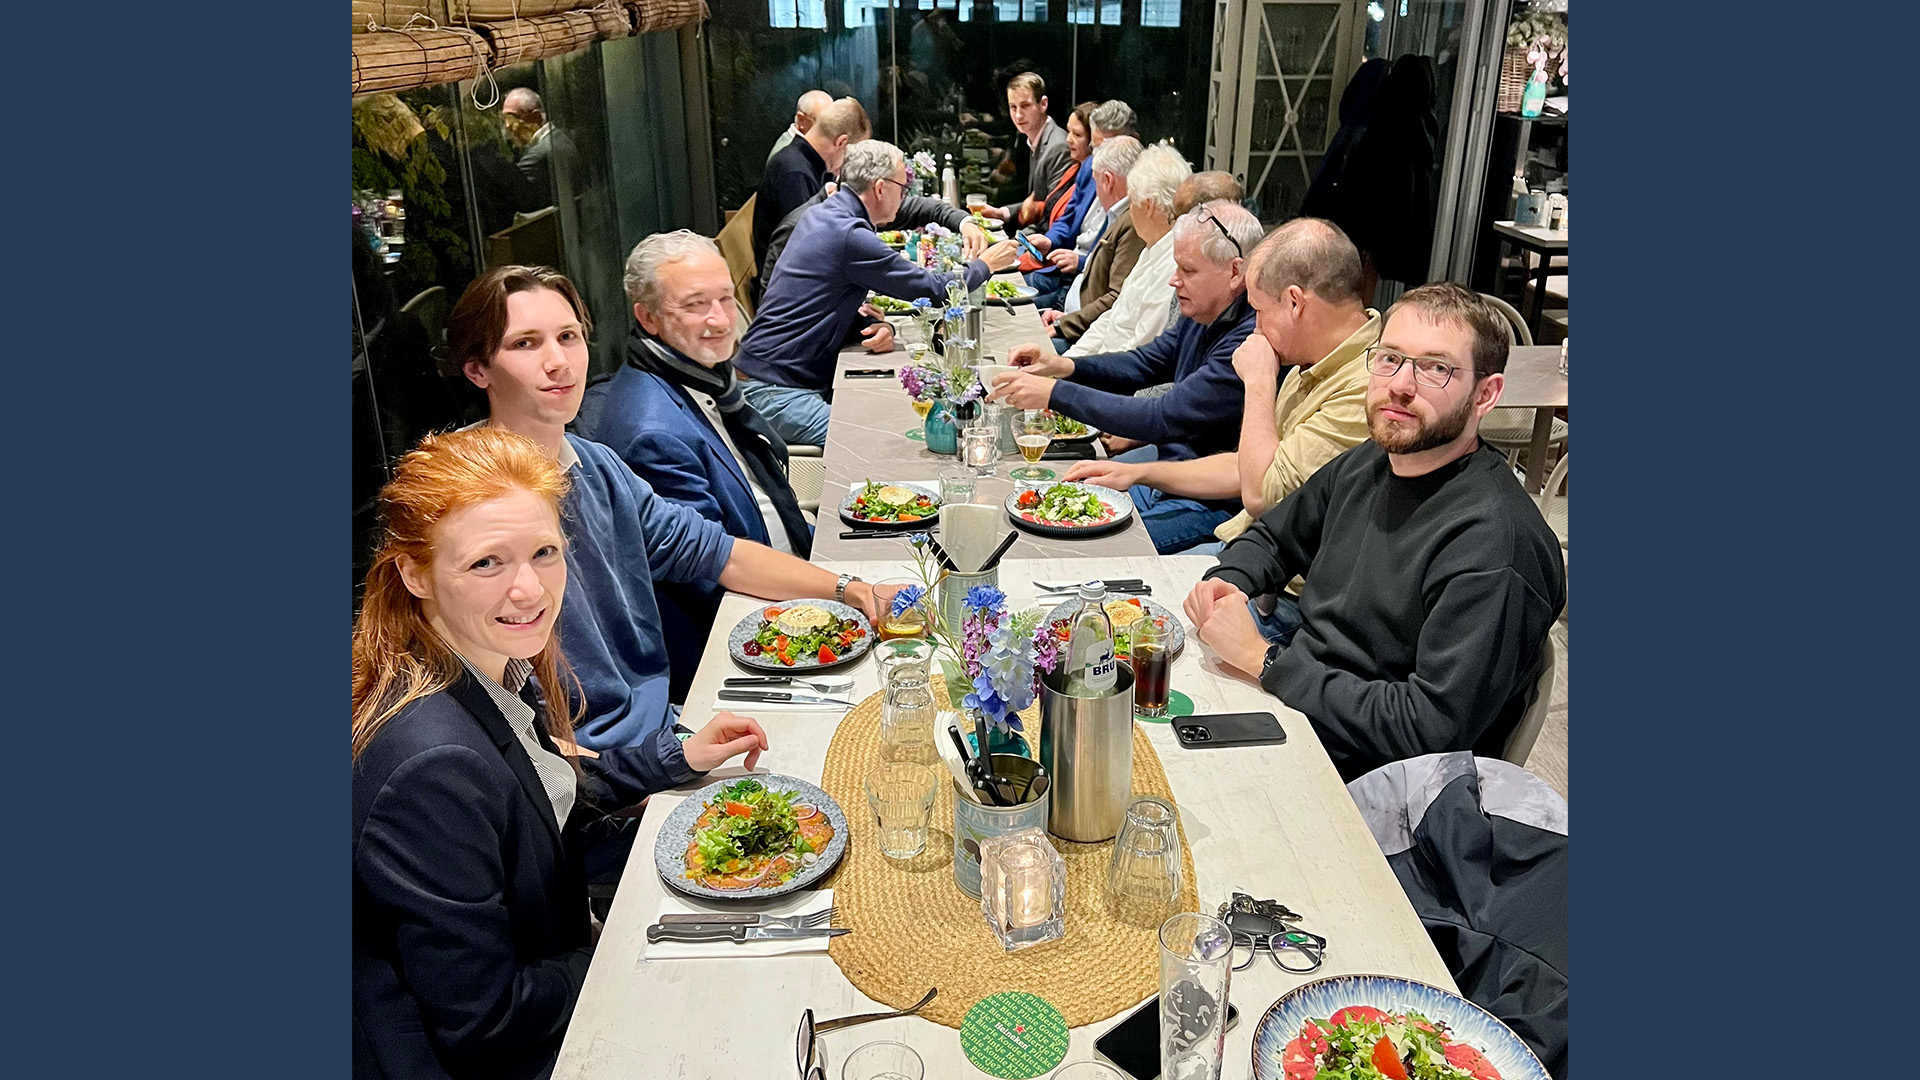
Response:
[844,368,896,378]
[1093,995,1240,1080]
[1174,712,1287,750]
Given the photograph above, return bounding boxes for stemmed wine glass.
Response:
[1010,409,1056,482]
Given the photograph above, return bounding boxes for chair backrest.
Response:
[715,194,759,321]
[399,286,449,351]
[1501,640,1557,766]
[786,442,825,512]
[1478,291,1534,347]
[1536,451,1569,548]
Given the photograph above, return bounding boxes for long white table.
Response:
[554,557,1454,1080]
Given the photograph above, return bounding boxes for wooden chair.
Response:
[716,194,758,321]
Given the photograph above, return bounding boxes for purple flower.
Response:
[1031,628,1062,673]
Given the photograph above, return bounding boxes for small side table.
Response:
[1491,220,1568,340]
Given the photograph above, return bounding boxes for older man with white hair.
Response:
[736,140,1020,445]
[1042,135,1143,345]
[991,200,1265,552]
[1061,143,1191,357]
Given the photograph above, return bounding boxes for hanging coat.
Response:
[1327,54,1440,285]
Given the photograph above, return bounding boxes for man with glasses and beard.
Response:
[1182,283,1564,781]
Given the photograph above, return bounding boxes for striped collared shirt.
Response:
[458,655,576,831]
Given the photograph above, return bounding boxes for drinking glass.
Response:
[1158,912,1234,1080]
[939,466,978,506]
[881,682,939,768]
[864,763,938,859]
[965,193,989,212]
[1131,615,1173,717]
[842,1040,924,1080]
[1050,1065,1127,1080]
[979,828,1067,952]
[1010,409,1056,482]
[875,579,930,643]
[1106,796,1183,929]
[961,425,1001,478]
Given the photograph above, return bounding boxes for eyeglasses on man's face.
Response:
[872,176,912,198]
[1364,344,1475,390]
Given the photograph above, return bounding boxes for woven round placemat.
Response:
[819,676,1199,1029]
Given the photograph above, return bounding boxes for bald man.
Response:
[501,86,576,212]
[767,89,833,164]
[754,97,872,267]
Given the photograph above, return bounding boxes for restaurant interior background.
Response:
[352,0,1568,599]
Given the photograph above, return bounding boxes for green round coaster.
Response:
[1132,690,1194,724]
[960,992,1069,1079]
[905,428,926,441]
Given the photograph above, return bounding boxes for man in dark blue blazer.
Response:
[579,231,815,703]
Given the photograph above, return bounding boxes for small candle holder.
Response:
[978,828,1066,952]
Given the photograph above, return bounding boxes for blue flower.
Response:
[908,532,930,548]
[912,296,933,310]
[963,584,1006,614]
[889,584,926,618]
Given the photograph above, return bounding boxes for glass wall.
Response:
[351,31,704,601]
[703,0,1215,212]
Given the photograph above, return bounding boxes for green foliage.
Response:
[351,98,466,296]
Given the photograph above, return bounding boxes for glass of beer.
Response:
[1009,409,1056,482]
[1132,614,1173,717]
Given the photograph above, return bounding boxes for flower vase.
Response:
[924,399,959,454]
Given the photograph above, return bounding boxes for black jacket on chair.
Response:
[353,671,595,1080]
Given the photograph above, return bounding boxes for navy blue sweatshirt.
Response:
[1048,293,1257,463]
[735,187,989,392]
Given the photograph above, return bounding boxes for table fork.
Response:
[723,675,856,694]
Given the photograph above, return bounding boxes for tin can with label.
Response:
[1514,191,1549,228]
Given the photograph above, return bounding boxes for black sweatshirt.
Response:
[1206,440,1565,781]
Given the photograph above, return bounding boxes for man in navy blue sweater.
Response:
[447,265,898,791]
[735,139,1020,446]
[989,201,1265,552]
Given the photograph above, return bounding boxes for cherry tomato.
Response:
[1126,597,1143,607]
[1370,1037,1408,1080]
[742,641,763,656]
[764,607,785,620]
[774,635,789,650]
[1016,490,1039,508]
[899,514,922,522]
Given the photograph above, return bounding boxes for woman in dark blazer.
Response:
[352,426,769,1080]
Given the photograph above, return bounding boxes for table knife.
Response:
[646,923,849,944]
[717,689,856,707]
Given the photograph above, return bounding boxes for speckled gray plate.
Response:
[1004,482,1136,537]
[1044,595,1186,660]
[653,774,849,901]
[838,481,942,530]
[727,598,874,672]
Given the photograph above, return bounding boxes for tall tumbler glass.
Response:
[1131,615,1173,718]
[1158,912,1234,1080]
[1106,796,1183,929]
[881,681,939,768]
[865,763,938,859]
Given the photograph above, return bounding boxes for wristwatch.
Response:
[835,573,862,605]
[1259,642,1283,682]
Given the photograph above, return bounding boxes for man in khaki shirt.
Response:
[1065,218,1378,568]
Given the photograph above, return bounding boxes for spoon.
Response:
[813,987,940,1034]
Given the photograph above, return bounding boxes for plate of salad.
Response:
[1251,974,1548,1080]
[1005,482,1134,537]
[876,231,908,248]
[728,599,874,671]
[839,480,941,529]
[984,279,1038,305]
[1043,594,1185,662]
[867,293,915,314]
[653,774,848,900]
[1044,411,1098,441]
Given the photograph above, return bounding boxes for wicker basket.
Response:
[353,1,437,33]
[628,0,707,34]
[1496,46,1532,114]
[479,10,600,68]
[352,27,489,96]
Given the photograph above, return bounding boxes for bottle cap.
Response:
[1079,581,1104,600]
